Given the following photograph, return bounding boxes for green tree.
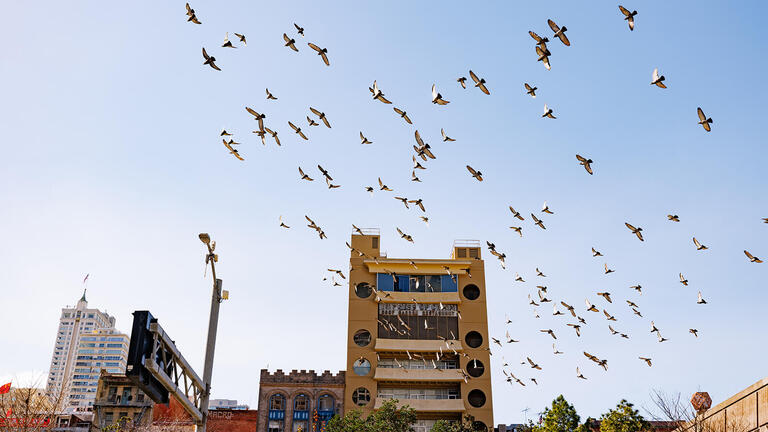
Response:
[534,395,582,432]
[430,414,482,432]
[599,400,650,432]
[325,399,416,432]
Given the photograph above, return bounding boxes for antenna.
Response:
[522,407,530,423]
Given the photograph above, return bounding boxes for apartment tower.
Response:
[47,291,130,413]
[345,231,493,432]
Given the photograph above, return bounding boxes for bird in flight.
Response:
[245,107,266,131]
[527,357,542,370]
[697,107,713,132]
[597,292,612,303]
[744,250,763,263]
[360,132,372,145]
[697,291,707,304]
[222,32,236,49]
[604,263,614,274]
[510,226,523,237]
[396,228,413,243]
[457,77,467,89]
[541,202,553,214]
[370,80,392,104]
[234,33,246,45]
[693,237,708,251]
[466,165,483,182]
[542,104,556,119]
[310,107,331,128]
[222,139,243,161]
[592,247,603,257]
[393,107,412,124]
[265,88,277,100]
[283,33,298,51]
[585,299,599,313]
[202,48,221,71]
[298,167,313,181]
[441,128,455,142]
[394,196,410,209]
[531,213,546,230]
[288,121,308,140]
[536,46,551,70]
[431,84,449,105]
[576,367,586,379]
[603,309,617,321]
[469,70,490,95]
[265,127,280,145]
[509,207,525,221]
[278,216,290,229]
[308,43,329,66]
[689,328,699,338]
[529,30,549,47]
[625,222,644,241]
[525,83,537,98]
[639,357,652,367]
[679,273,689,286]
[378,177,392,191]
[651,68,666,88]
[294,23,304,36]
[540,329,557,339]
[185,3,201,24]
[567,323,581,337]
[576,155,594,175]
[667,214,680,222]
[619,6,638,31]
[548,19,570,46]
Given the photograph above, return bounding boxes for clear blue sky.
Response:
[1,0,766,424]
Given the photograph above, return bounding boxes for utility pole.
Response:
[197,233,224,432]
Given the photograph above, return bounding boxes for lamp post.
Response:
[198,233,223,432]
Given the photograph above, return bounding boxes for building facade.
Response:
[207,409,259,432]
[91,372,153,431]
[680,377,768,432]
[256,369,345,432]
[47,291,130,414]
[209,399,250,410]
[345,233,494,431]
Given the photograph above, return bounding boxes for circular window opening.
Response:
[463,284,480,300]
[353,358,371,376]
[353,330,371,347]
[465,331,483,348]
[467,389,486,408]
[472,421,488,432]
[352,387,370,406]
[355,283,372,299]
[467,359,485,377]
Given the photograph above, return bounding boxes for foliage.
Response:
[325,399,417,432]
[533,395,582,432]
[430,414,482,432]
[599,400,650,432]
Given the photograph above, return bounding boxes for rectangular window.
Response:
[394,275,409,292]
[371,237,379,249]
[377,273,394,291]
[377,303,459,340]
[409,276,425,292]
[440,275,457,292]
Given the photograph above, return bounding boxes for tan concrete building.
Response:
[256,369,345,432]
[345,232,493,432]
[681,377,768,432]
[91,372,153,431]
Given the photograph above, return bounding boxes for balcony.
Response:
[375,338,463,353]
[373,398,465,413]
[378,291,460,305]
[374,368,464,382]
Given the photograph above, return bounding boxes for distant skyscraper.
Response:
[47,291,129,413]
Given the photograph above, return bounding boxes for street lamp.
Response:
[198,232,224,432]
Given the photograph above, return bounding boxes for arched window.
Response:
[269,393,285,411]
[294,394,309,411]
[317,395,334,412]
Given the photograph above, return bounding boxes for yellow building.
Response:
[344,232,493,432]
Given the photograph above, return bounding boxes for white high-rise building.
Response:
[47,291,130,413]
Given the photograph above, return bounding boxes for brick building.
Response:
[208,409,259,432]
[91,372,152,431]
[257,369,345,432]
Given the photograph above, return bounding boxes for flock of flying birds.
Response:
[183,3,765,387]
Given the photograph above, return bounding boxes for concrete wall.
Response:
[683,378,768,432]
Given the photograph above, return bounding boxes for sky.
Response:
[1,0,766,425]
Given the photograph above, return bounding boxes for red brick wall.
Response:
[208,409,259,432]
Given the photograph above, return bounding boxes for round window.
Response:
[352,387,370,406]
[353,358,371,376]
[472,421,488,432]
[355,283,372,299]
[467,359,485,377]
[353,329,371,347]
[467,389,486,408]
[465,331,483,348]
[463,284,480,300]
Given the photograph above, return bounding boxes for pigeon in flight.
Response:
[525,83,537,98]
[469,70,490,95]
[466,166,483,182]
[744,250,763,263]
[619,6,638,31]
[283,34,298,51]
[202,48,221,71]
[576,155,594,175]
[697,107,713,132]
[308,43,329,66]
[625,222,644,241]
[431,84,449,105]
[548,19,570,46]
[651,68,666,88]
